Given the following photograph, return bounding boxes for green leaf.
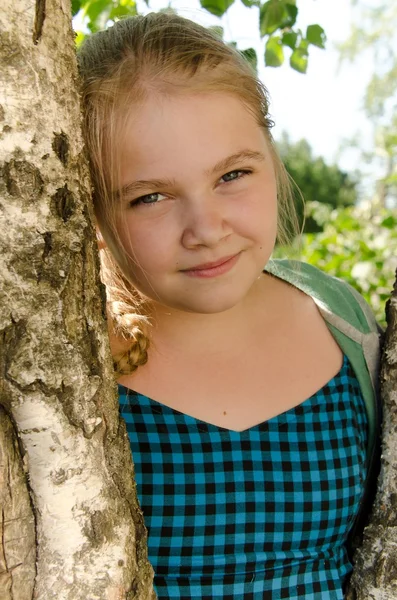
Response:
[200,0,235,17]
[290,47,308,73]
[265,36,285,67]
[284,3,298,28]
[72,0,81,17]
[84,0,110,24]
[74,30,86,48]
[241,47,258,71]
[77,0,94,11]
[260,1,298,37]
[241,0,260,6]
[87,20,100,33]
[306,24,326,49]
[381,215,397,229]
[299,38,309,52]
[208,25,224,39]
[260,1,285,36]
[282,31,298,50]
[109,3,138,21]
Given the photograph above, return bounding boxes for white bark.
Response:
[0,0,155,598]
[347,275,397,599]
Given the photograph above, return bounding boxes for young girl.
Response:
[78,13,381,599]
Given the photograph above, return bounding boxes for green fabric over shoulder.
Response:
[265,259,382,458]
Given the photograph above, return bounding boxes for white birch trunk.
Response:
[0,0,155,598]
[347,272,397,599]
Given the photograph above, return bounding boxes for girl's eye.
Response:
[130,192,166,207]
[220,169,251,183]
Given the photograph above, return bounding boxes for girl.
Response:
[78,13,381,599]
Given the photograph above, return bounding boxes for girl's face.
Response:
[109,92,278,315]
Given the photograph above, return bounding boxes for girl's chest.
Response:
[119,299,344,431]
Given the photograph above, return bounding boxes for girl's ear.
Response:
[96,227,107,250]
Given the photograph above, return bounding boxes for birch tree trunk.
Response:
[0,0,155,598]
[347,272,397,600]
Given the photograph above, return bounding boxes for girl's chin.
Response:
[152,287,257,316]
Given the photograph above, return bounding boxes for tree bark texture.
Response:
[0,406,36,599]
[347,271,397,600]
[0,0,155,598]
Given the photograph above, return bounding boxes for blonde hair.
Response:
[77,12,299,375]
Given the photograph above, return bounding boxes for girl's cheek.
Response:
[116,220,145,250]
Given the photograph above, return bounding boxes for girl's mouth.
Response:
[182,253,240,278]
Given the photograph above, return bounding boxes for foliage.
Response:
[73,0,326,74]
[73,0,138,35]
[277,134,358,233]
[274,202,397,324]
[338,1,397,208]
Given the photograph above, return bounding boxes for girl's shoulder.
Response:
[265,259,380,336]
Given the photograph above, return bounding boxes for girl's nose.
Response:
[181,196,233,249]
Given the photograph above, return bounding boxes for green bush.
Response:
[274,201,397,325]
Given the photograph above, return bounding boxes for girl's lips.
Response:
[182,253,240,278]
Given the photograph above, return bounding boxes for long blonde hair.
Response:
[77,12,299,375]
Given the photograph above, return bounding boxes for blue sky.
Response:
[136,0,373,175]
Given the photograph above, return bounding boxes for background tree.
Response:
[277,133,358,232]
[73,0,326,74]
[275,202,397,325]
[339,0,397,210]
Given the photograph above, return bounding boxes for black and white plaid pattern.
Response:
[119,355,367,599]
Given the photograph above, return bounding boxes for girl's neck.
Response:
[148,274,278,357]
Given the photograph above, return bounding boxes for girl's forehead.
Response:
[114,93,270,188]
[120,92,262,148]
[123,90,257,126]
[123,93,262,147]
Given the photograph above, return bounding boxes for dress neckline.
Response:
[118,355,348,434]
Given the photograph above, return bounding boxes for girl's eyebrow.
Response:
[117,149,266,198]
[206,149,266,176]
[117,178,175,199]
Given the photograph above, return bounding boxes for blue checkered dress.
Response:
[119,355,367,599]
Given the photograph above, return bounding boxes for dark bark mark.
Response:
[0,326,12,384]
[88,328,101,376]
[52,185,76,222]
[0,321,28,409]
[36,232,53,283]
[50,468,68,485]
[42,231,52,262]
[52,132,69,166]
[99,281,107,320]
[33,0,46,45]
[80,203,107,320]
[83,509,118,548]
[0,105,5,121]
[4,160,44,200]
[57,381,101,438]
[385,269,397,334]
